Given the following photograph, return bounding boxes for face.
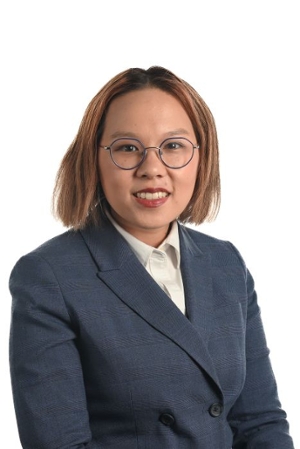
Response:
[98,88,199,247]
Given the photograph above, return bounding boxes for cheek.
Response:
[182,159,199,191]
[173,172,197,208]
[99,156,120,194]
[100,169,132,201]
[178,165,199,206]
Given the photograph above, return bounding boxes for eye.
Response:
[163,140,184,151]
[122,145,138,152]
[114,144,140,153]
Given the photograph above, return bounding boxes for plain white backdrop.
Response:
[1,0,299,446]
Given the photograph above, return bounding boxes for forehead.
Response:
[102,88,194,138]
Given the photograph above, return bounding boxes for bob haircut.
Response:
[53,66,220,229]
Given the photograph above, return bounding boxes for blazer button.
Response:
[209,403,223,417]
[159,413,175,426]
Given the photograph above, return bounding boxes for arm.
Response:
[228,262,294,448]
[9,253,92,449]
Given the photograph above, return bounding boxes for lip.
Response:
[133,188,170,208]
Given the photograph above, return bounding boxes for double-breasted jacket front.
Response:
[9,217,294,448]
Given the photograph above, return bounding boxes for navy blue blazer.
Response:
[9,217,294,448]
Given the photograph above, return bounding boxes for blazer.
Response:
[9,217,294,449]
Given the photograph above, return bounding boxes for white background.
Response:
[1,0,299,446]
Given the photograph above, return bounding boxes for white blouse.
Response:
[107,213,186,315]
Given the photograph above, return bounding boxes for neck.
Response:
[109,210,172,248]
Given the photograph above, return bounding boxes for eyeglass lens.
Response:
[109,137,195,169]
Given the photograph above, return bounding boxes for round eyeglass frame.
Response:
[99,137,200,170]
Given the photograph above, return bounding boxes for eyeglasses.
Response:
[99,137,199,170]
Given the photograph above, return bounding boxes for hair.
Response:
[53,66,220,229]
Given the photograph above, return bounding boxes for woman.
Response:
[9,67,294,448]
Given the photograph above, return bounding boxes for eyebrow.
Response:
[110,128,191,139]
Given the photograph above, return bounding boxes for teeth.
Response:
[136,191,168,200]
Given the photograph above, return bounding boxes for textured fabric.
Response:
[9,217,294,449]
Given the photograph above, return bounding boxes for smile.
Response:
[135,191,169,200]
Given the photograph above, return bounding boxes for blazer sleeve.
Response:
[227,245,294,448]
[9,252,93,449]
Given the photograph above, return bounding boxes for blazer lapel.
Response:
[179,225,215,342]
[80,219,222,396]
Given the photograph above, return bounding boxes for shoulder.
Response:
[9,229,89,282]
[179,223,232,249]
[9,219,119,284]
[21,229,86,261]
[180,224,228,246]
[179,224,246,269]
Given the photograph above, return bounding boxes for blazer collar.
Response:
[80,219,222,397]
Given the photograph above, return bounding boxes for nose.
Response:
[136,147,167,178]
